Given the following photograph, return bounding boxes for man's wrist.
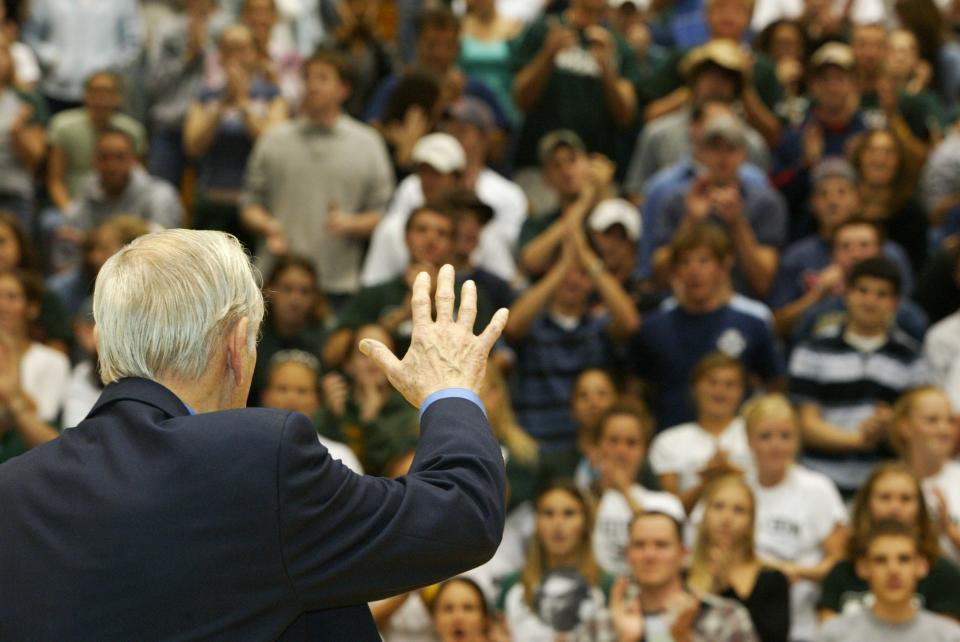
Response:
[419,388,486,419]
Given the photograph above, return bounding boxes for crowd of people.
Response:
[0,0,959,639]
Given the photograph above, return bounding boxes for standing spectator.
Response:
[649,353,754,513]
[0,41,43,231]
[459,0,523,126]
[742,394,848,642]
[753,20,810,126]
[892,387,960,561]
[610,511,760,641]
[788,257,928,496]
[505,228,639,450]
[631,224,783,429]
[324,0,393,120]
[241,49,394,301]
[510,0,638,173]
[239,0,302,109]
[184,23,287,246]
[22,0,142,113]
[817,520,960,642]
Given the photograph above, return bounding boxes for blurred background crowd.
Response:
[1,0,960,640]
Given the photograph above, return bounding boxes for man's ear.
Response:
[855,558,869,581]
[226,317,251,386]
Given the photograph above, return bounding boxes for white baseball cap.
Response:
[411,133,466,174]
[588,198,642,241]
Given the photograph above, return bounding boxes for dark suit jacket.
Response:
[0,377,506,640]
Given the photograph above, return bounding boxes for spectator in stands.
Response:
[184,23,287,246]
[891,387,960,561]
[61,298,101,428]
[144,0,219,187]
[818,462,960,621]
[510,0,638,173]
[649,352,753,513]
[23,0,142,113]
[610,511,760,641]
[0,269,69,462]
[742,394,848,642]
[631,225,783,429]
[624,40,771,197]
[324,0,393,120]
[0,41,44,230]
[817,520,960,642]
[688,476,791,642]
[924,297,960,411]
[921,130,960,244]
[250,255,326,405]
[431,577,493,642]
[772,43,867,240]
[499,481,608,641]
[752,19,809,126]
[260,349,362,474]
[459,0,523,126]
[505,226,639,450]
[653,113,787,299]
[0,3,40,91]
[586,198,652,311]
[592,402,684,577]
[240,0,302,108]
[517,130,614,278]
[788,219,927,345]
[241,49,394,302]
[45,71,147,218]
[789,257,928,496]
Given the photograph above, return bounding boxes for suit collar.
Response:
[89,377,192,420]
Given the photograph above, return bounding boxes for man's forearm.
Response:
[601,72,637,127]
[590,263,640,339]
[514,48,556,113]
[241,203,277,237]
[729,218,777,296]
[505,266,565,340]
[799,406,865,452]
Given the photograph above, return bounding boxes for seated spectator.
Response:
[317,324,418,476]
[652,113,787,299]
[851,128,928,275]
[241,49,394,302]
[499,481,609,641]
[924,299,960,411]
[259,349,362,474]
[788,257,929,496]
[61,298,102,428]
[45,71,147,217]
[650,352,754,513]
[688,476,791,642]
[816,520,960,642]
[22,0,142,113]
[631,224,783,429]
[892,387,960,561]
[250,255,326,405]
[66,128,183,233]
[592,402,684,577]
[752,19,810,127]
[446,190,515,313]
[818,462,960,620]
[430,577,494,642]
[324,0,393,121]
[772,158,914,336]
[144,0,219,187]
[0,41,45,229]
[0,270,69,462]
[623,40,771,197]
[610,511,759,641]
[183,23,287,246]
[772,43,867,240]
[478,359,539,511]
[517,130,613,279]
[789,220,927,345]
[510,0,638,174]
[505,227,639,450]
[742,394,848,642]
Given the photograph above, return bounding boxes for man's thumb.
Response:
[359,339,401,377]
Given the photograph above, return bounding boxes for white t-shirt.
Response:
[375,593,436,642]
[750,465,848,642]
[21,342,70,423]
[62,360,102,429]
[318,435,363,475]
[593,485,685,577]
[648,418,754,492]
[923,461,960,563]
[504,580,607,642]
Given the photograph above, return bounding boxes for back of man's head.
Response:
[94,230,264,385]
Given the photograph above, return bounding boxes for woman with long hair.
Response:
[500,480,607,641]
[818,462,960,621]
[742,394,847,642]
[688,475,790,642]
[431,577,492,642]
[892,386,960,562]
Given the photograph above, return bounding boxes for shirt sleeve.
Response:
[787,343,823,404]
[420,389,486,419]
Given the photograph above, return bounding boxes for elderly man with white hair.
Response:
[0,229,509,640]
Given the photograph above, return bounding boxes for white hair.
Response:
[93,229,264,385]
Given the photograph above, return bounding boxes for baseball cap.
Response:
[811,156,858,187]
[680,39,749,79]
[538,129,586,165]
[411,133,467,174]
[589,198,642,241]
[810,42,855,73]
[447,96,495,132]
[698,113,748,148]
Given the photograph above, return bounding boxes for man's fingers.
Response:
[358,339,403,381]
[435,264,456,324]
[411,270,432,328]
[457,280,478,329]
[610,576,628,608]
[478,307,509,354]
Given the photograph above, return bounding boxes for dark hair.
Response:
[96,126,137,152]
[304,47,354,87]
[858,518,920,559]
[596,400,653,445]
[846,256,902,297]
[382,68,442,125]
[0,268,43,306]
[830,217,885,247]
[405,203,457,234]
[670,224,733,266]
[417,6,460,34]
[688,61,744,95]
[265,254,319,289]
[753,19,810,61]
[84,69,123,92]
[850,128,916,211]
[430,576,490,620]
[0,210,36,271]
[629,510,685,544]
